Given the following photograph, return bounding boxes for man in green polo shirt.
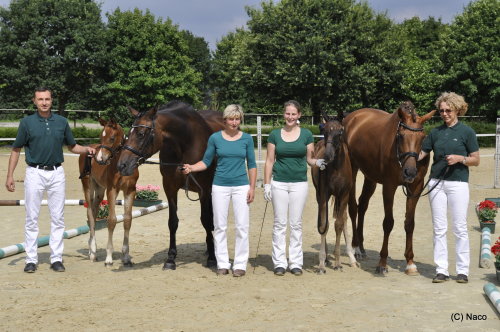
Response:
[5,87,96,273]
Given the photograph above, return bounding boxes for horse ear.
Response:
[420,109,437,123]
[127,106,140,117]
[321,110,329,123]
[337,109,345,121]
[98,118,107,127]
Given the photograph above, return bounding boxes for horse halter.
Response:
[94,134,125,166]
[395,121,424,168]
[122,118,156,166]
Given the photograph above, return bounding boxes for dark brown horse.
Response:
[117,101,224,270]
[312,112,358,273]
[343,101,436,275]
[79,118,139,266]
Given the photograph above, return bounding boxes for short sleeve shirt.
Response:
[268,127,314,182]
[13,112,76,166]
[202,131,256,186]
[421,121,479,182]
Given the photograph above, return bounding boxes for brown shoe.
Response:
[232,269,246,277]
[216,268,229,275]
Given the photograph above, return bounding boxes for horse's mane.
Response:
[158,100,194,113]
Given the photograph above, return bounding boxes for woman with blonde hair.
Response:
[419,92,480,284]
[182,104,256,277]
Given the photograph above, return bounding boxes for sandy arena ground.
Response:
[0,147,499,331]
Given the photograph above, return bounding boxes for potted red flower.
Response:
[83,200,109,220]
[476,200,497,233]
[492,237,500,282]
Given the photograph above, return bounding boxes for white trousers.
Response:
[24,166,66,264]
[271,180,308,270]
[212,184,250,271]
[428,179,470,276]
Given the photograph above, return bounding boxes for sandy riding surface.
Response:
[0,148,499,331]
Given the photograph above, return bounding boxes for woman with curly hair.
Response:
[419,92,480,284]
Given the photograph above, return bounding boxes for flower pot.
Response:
[133,199,162,207]
[480,221,496,233]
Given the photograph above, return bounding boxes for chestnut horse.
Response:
[312,112,358,273]
[117,101,225,270]
[343,101,435,275]
[79,118,138,266]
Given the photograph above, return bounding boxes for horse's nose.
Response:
[403,167,417,183]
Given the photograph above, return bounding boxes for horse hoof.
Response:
[351,261,360,268]
[375,266,388,275]
[317,269,326,275]
[333,265,343,271]
[163,262,176,270]
[123,261,134,267]
[104,262,113,267]
[405,269,419,276]
[206,259,217,268]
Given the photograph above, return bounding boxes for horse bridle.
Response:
[122,118,156,166]
[122,116,203,202]
[94,135,125,166]
[395,121,424,168]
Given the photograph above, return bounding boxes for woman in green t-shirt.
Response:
[419,92,480,284]
[263,100,326,276]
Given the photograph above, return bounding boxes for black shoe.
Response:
[24,263,37,273]
[274,267,286,276]
[456,274,468,283]
[432,273,449,283]
[290,268,303,276]
[50,261,65,272]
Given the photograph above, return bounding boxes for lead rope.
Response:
[253,200,268,274]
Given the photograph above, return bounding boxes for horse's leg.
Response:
[356,178,377,259]
[90,184,105,262]
[317,181,329,274]
[376,184,397,275]
[348,167,359,257]
[120,187,135,267]
[200,191,216,267]
[403,194,421,276]
[341,199,359,268]
[86,179,97,262]
[333,199,343,271]
[104,187,118,267]
[163,191,179,270]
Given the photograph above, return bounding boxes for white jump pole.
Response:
[484,283,500,314]
[480,227,492,268]
[0,202,168,259]
[0,199,124,206]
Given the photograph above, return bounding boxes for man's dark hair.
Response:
[34,87,52,96]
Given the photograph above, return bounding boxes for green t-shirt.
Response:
[13,112,76,166]
[421,121,479,182]
[202,131,257,186]
[268,127,314,182]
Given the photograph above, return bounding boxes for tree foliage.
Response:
[101,8,202,121]
[0,0,107,115]
[211,0,409,118]
[442,0,500,120]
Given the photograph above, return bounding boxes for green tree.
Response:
[0,0,107,115]
[180,30,211,105]
[443,0,500,120]
[395,17,449,112]
[101,8,202,120]
[211,0,403,118]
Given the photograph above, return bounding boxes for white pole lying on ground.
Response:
[0,202,168,259]
[0,199,124,206]
[484,283,500,314]
[480,227,492,268]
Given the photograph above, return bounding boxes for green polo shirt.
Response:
[13,112,76,166]
[422,121,479,182]
[268,128,314,182]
